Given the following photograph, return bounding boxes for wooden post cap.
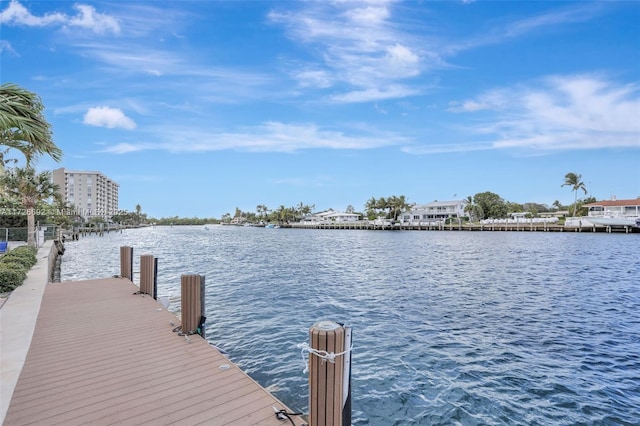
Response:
[312,320,341,331]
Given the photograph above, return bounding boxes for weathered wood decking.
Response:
[3,278,305,426]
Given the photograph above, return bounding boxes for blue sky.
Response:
[1,0,639,218]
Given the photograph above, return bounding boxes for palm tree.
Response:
[256,204,268,220]
[0,83,62,166]
[391,195,412,221]
[364,197,377,219]
[1,166,61,247]
[275,205,287,223]
[562,172,587,217]
[464,195,475,222]
[377,197,388,218]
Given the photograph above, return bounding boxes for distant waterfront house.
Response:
[399,200,468,224]
[583,198,640,218]
[539,210,570,218]
[510,212,530,220]
[302,210,360,223]
[229,216,245,225]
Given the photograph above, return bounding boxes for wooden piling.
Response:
[139,254,158,299]
[180,274,205,336]
[309,321,351,426]
[120,246,133,281]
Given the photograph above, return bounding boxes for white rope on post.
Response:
[297,342,354,373]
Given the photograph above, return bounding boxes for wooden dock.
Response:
[285,222,639,233]
[3,277,305,426]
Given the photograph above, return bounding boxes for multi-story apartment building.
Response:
[52,168,119,219]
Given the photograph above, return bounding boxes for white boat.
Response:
[567,198,640,227]
[587,216,640,227]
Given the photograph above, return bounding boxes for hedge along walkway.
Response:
[0,242,36,293]
[0,240,52,423]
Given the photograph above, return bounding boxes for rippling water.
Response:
[61,226,640,425]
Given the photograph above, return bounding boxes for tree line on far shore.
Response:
[221,181,595,225]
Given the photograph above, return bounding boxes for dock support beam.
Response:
[308,321,352,426]
[181,274,205,337]
[120,246,133,281]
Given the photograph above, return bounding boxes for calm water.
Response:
[61,226,640,425]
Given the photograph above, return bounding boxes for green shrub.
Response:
[0,263,27,292]
[0,254,34,268]
[0,248,37,268]
[0,246,38,292]
[9,245,37,258]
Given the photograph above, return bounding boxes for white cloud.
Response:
[100,121,408,154]
[449,75,640,152]
[0,0,119,35]
[84,106,136,130]
[269,2,427,102]
[448,90,509,112]
[67,4,120,35]
[100,143,145,154]
[402,142,492,155]
[330,85,421,103]
[0,0,66,26]
[345,6,390,25]
[294,69,333,88]
[0,40,17,55]
[444,3,603,56]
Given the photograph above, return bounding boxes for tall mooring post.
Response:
[119,246,133,281]
[139,254,158,299]
[308,321,352,426]
[180,274,206,337]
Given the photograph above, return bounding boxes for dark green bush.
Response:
[0,248,37,268]
[0,254,34,268]
[0,246,37,292]
[9,245,37,257]
[0,263,27,292]
[14,245,37,255]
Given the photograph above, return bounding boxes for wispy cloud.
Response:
[0,0,120,34]
[446,75,640,153]
[502,3,602,39]
[84,106,136,129]
[330,85,421,103]
[443,2,605,55]
[402,142,492,155]
[268,1,429,103]
[100,121,408,154]
[0,40,17,55]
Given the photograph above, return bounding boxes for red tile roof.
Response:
[584,199,640,207]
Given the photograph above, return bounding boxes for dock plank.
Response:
[3,278,305,426]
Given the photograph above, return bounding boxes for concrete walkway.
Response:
[0,241,52,423]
